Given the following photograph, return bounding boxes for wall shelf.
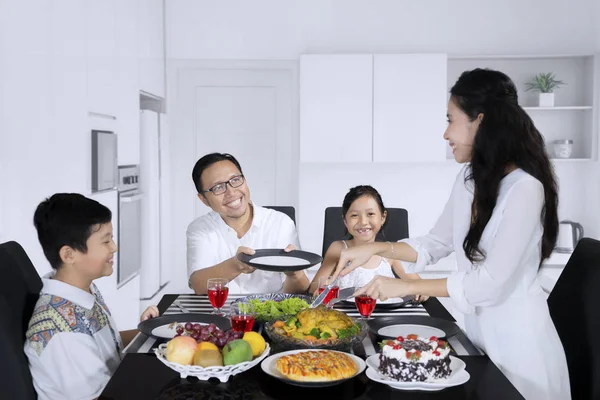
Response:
[522,106,592,111]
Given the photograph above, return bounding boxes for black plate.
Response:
[237,249,322,272]
[367,315,460,339]
[137,313,231,339]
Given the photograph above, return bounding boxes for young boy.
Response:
[24,193,159,400]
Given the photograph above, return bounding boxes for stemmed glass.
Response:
[207,278,229,316]
[354,295,377,320]
[317,276,340,306]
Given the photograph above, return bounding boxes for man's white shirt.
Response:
[186,205,300,293]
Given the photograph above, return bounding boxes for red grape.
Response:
[207,325,216,334]
[191,332,199,340]
[217,337,227,347]
[175,326,184,334]
[214,330,224,338]
[208,337,218,345]
[184,322,193,331]
[192,323,202,331]
[209,323,217,329]
[199,333,209,341]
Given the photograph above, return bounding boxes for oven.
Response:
[117,165,143,287]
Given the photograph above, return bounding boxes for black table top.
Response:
[100,294,524,400]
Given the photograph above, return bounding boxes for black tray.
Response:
[237,249,322,272]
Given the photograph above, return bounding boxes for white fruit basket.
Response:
[154,343,271,382]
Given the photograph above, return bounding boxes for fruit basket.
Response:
[154,343,271,382]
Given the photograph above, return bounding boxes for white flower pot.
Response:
[539,93,555,107]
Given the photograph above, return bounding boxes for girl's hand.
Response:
[140,305,160,321]
[332,243,378,280]
[353,276,412,301]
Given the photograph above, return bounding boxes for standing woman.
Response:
[333,69,570,399]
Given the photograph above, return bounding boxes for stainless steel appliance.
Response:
[91,130,118,192]
[556,220,584,253]
[117,165,143,287]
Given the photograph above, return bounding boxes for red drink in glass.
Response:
[208,287,229,308]
[318,286,339,305]
[231,315,255,332]
[355,295,376,318]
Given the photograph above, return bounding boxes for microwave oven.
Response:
[91,130,118,192]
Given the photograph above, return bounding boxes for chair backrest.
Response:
[0,241,42,400]
[321,207,409,257]
[547,237,600,400]
[264,206,296,225]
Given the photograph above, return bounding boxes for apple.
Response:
[165,336,198,365]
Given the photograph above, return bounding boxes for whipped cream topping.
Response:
[381,335,450,363]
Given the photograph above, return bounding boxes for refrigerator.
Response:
[139,110,168,300]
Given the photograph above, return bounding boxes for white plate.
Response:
[250,256,310,266]
[261,348,366,387]
[377,324,445,339]
[151,322,208,339]
[365,354,469,390]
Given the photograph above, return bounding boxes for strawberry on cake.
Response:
[379,334,452,382]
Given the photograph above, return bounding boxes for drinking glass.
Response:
[355,295,376,319]
[230,302,256,332]
[207,278,229,316]
[317,276,340,305]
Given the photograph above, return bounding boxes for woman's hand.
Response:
[414,295,429,303]
[353,276,413,301]
[332,243,379,279]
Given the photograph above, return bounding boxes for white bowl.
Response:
[154,343,271,382]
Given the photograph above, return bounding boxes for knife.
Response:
[309,275,341,308]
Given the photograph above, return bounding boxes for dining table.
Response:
[99,293,524,399]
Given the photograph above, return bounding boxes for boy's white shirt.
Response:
[24,272,122,400]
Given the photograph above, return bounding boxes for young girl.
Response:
[309,185,426,301]
[333,69,570,399]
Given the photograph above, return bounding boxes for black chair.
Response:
[0,241,42,400]
[264,206,296,225]
[321,207,409,257]
[548,238,600,400]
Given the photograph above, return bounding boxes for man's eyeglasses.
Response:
[203,175,245,195]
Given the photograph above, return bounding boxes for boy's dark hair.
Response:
[191,153,243,194]
[33,193,112,269]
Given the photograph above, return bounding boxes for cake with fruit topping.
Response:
[378,334,451,382]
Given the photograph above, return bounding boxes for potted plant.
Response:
[525,72,566,107]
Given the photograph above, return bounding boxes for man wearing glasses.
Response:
[186,153,310,294]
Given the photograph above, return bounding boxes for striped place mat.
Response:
[163,293,430,318]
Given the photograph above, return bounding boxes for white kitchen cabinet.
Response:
[373,54,448,162]
[138,0,165,98]
[86,0,117,116]
[116,0,141,165]
[300,54,373,163]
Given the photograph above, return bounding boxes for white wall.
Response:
[166,0,597,59]
[0,0,165,328]
[166,0,600,267]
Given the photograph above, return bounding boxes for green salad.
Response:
[247,297,309,320]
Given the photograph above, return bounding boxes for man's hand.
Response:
[235,246,256,274]
[283,244,300,276]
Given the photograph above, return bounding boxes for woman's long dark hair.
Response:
[450,69,559,264]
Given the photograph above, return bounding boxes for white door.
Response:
[177,67,297,219]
